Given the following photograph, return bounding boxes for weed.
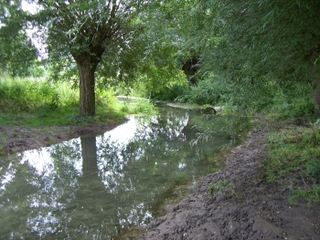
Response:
[265,123,320,203]
[208,180,238,197]
[265,126,320,178]
[47,137,55,145]
[306,159,320,177]
[0,134,7,143]
[289,185,320,205]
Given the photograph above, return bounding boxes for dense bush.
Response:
[151,84,187,101]
[175,76,233,106]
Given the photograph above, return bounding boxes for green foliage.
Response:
[306,159,320,177]
[0,76,124,126]
[0,1,37,76]
[95,88,119,110]
[266,126,320,177]
[269,82,314,119]
[33,0,188,116]
[265,124,320,203]
[128,100,158,115]
[28,60,47,78]
[289,185,320,205]
[162,0,320,119]
[151,84,188,101]
[0,77,78,113]
[0,33,37,77]
[191,106,252,146]
[2,0,319,119]
[0,75,160,127]
[176,76,232,106]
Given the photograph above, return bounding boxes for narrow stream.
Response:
[0,106,236,239]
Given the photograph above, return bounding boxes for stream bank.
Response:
[1,118,319,239]
[0,121,123,155]
[139,126,320,240]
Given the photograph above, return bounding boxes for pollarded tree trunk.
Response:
[81,136,98,177]
[75,56,98,116]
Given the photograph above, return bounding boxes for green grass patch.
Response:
[0,76,158,129]
[129,100,158,115]
[264,123,320,204]
[0,76,78,113]
[289,185,320,205]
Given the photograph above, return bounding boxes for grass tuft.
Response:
[264,122,320,204]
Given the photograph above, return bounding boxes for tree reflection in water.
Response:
[0,106,232,239]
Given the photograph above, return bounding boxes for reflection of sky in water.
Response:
[19,140,83,177]
[0,165,15,191]
[0,107,233,239]
[14,116,142,181]
[102,115,139,143]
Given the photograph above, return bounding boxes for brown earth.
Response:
[1,121,320,239]
[139,127,320,240]
[0,121,123,155]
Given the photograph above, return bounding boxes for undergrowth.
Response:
[265,122,320,204]
[0,77,156,128]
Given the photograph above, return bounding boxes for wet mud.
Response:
[1,122,319,240]
[139,128,320,240]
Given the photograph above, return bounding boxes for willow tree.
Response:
[0,1,37,76]
[198,0,320,113]
[35,0,144,116]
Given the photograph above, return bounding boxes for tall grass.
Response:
[0,76,158,127]
[0,76,81,126]
[0,77,78,113]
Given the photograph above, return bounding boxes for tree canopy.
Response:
[0,0,37,76]
[157,0,320,114]
[2,0,320,117]
[31,0,147,116]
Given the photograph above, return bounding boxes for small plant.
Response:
[208,180,238,197]
[306,159,320,177]
[0,134,7,143]
[265,123,320,204]
[289,185,320,205]
[48,137,55,145]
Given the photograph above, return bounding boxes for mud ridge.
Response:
[139,128,320,240]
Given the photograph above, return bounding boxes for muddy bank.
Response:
[0,121,123,155]
[139,128,320,240]
[1,120,319,239]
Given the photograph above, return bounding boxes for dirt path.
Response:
[139,128,320,240]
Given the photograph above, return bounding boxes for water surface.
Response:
[0,106,235,239]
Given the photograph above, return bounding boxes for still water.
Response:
[0,106,235,239]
